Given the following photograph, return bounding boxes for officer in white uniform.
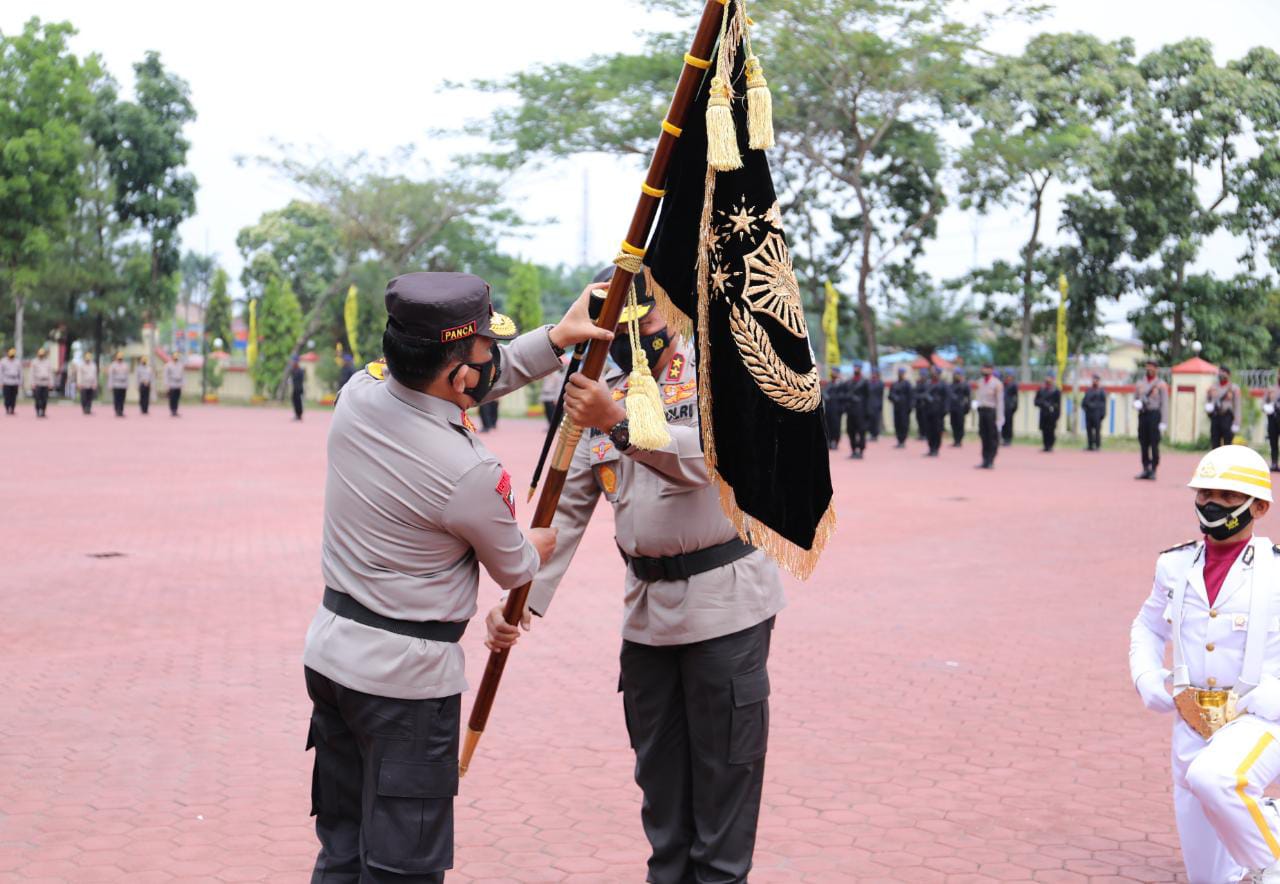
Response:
[1131,445,1280,883]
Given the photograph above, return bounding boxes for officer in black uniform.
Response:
[923,368,949,456]
[1034,375,1062,452]
[1082,374,1106,451]
[889,367,913,448]
[847,364,869,459]
[1002,370,1019,445]
[914,369,930,441]
[290,356,306,420]
[866,368,884,442]
[822,369,845,450]
[948,370,970,447]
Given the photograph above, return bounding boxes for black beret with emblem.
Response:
[385,271,518,344]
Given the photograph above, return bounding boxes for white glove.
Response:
[1135,669,1175,714]
[1266,403,1275,416]
[1238,677,1280,722]
[1232,423,1240,434]
[1159,422,1167,433]
[1133,399,1144,411]
[970,400,979,412]
[1206,401,1216,414]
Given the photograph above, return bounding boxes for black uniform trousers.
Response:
[139,384,150,414]
[543,401,556,425]
[1039,412,1057,451]
[1001,408,1016,444]
[478,401,498,431]
[2,384,16,414]
[893,406,911,445]
[867,407,881,440]
[925,412,944,454]
[823,405,842,449]
[33,385,48,416]
[168,388,181,416]
[80,388,94,414]
[1270,414,1280,466]
[949,409,965,445]
[293,388,305,419]
[1085,415,1102,450]
[1138,410,1161,472]
[846,407,866,454]
[619,618,774,884]
[304,667,458,884]
[978,406,998,467]
[112,387,126,416]
[1210,412,1235,448]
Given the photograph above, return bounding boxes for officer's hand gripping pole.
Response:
[459,0,730,777]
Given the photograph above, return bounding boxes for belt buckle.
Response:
[1175,688,1239,739]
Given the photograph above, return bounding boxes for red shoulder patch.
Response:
[496,469,516,518]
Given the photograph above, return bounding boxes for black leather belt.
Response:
[323,587,468,643]
[621,537,756,582]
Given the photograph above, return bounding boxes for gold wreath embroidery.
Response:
[741,231,807,339]
[489,312,517,336]
[728,303,820,413]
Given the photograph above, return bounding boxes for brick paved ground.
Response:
[0,399,1222,881]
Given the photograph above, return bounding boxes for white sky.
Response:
[5,0,1279,338]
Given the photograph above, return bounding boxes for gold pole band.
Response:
[661,120,683,138]
[683,53,711,70]
[619,240,647,258]
[640,183,666,198]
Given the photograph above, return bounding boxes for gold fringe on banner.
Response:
[642,266,693,340]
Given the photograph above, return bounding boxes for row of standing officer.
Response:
[0,349,186,417]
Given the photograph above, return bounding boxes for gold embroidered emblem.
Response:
[366,360,387,380]
[742,231,807,339]
[488,312,517,337]
[1200,463,1217,477]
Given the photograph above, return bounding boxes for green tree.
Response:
[204,267,232,350]
[958,33,1137,379]
[504,262,543,337]
[1129,273,1271,368]
[252,277,303,397]
[879,270,974,367]
[1054,195,1131,357]
[0,18,98,361]
[236,200,343,309]
[99,51,197,297]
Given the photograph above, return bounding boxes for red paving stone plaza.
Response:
[2,400,1226,882]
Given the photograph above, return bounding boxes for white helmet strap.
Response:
[1198,497,1255,529]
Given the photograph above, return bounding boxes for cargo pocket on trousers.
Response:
[366,758,459,875]
[728,669,770,765]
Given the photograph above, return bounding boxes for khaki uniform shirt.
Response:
[0,357,21,386]
[1135,375,1169,424]
[303,328,564,700]
[136,364,153,387]
[1207,381,1243,423]
[75,361,98,390]
[164,361,185,390]
[528,340,786,646]
[108,361,130,389]
[30,358,53,387]
[973,376,1005,426]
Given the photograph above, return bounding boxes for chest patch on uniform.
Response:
[666,354,686,382]
[593,440,614,461]
[461,411,477,433]
[495,470,516,518]
[664,379,697,406]
[611,386,627,402]
[599,465,618,494]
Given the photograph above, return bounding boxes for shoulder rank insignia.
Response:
[366,359,387,381]
[1160,539,1198,554]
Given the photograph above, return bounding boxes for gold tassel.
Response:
[706,77,742,172]
[626,368,671,450]
[744,55,774,150]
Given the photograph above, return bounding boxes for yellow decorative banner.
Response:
[822,281,840,369]
[343,285,362,364]
[1056,274,1068,390]
[247,299,258,369]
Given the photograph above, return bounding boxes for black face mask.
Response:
[448,345,502,403]
[610,328,670,375]
[1197,498,1255,541]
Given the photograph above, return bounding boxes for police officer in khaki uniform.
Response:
[164,355,185,416]
[1135,360,1169,480]
[1207,366,1243,449]
[75,353,98,415]
[108,352,130,417]
[0,348,20,415]
[30,348,52,418]
[302,271,610,883]
[973,363,1004,469]
[527,274,785,884]
[136,356,153,415]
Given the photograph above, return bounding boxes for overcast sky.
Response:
[4,0,1279,338]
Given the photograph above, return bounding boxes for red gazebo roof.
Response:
[1172,357,1218,375]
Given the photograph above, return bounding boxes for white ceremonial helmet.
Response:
[1187,444,1273,503]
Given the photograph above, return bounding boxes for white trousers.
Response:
[1173,715,1280,882]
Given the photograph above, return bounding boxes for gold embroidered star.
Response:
[710,264,734,295]
[724,201,758,239]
